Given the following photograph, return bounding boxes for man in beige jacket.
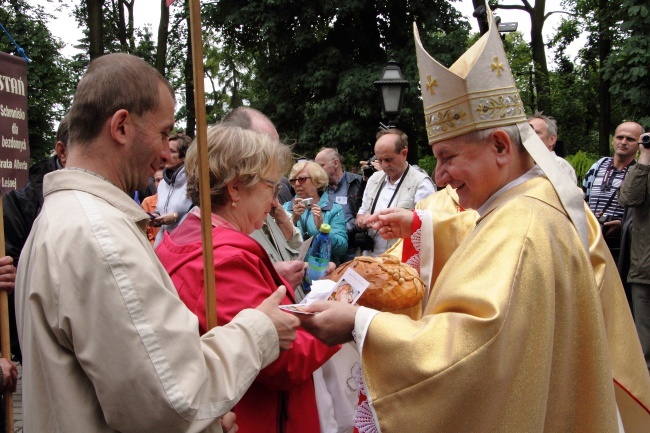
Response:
[15,53,298,433]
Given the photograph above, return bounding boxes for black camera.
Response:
[354,231,375,251]
[641,132,650,149]
[598,214,611,229]
[363,156,378,178]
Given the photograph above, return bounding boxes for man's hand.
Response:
[0,256,16,293]
[366,208,415,239]
[355,214,368,231]
[273,261,306,290]
[298,301,358,346]
[603,219,622,237]
[256,286,299,351]
[270,202,295,241]
[0,358,17,393]
[638,135,650,165]
[220,411,238,433]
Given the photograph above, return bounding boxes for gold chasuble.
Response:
[386,185,478,319]
[362,177,650,432]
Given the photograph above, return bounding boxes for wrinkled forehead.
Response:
[528,118,547,132]
[374,135,400,154]
[615,123,642,139]
[431,135,468,157]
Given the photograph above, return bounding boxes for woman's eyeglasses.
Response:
[289,176,311,186]
[262,179,283,199]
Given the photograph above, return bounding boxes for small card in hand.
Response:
[278,304,316,315]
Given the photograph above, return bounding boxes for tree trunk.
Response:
[530,0,552,114]
[125,0,135,51]
[156,0,170,76]
[184,0,195,137]
[116,0,128,51]
[598,0,612,156]
[87,0,105,60]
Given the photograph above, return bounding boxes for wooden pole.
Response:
[188,0,218,330]
[0,198,13,433]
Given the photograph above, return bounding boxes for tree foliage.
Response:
[0,0,74,161]
[203,0,470,162]
[603,0,650,128]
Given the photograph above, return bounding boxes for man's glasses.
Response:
[289,176,311,186]
[262,179,282,199]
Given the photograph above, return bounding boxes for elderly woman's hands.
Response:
[291,198,307,225]
[273,261,306,291]
[311,204,323,229]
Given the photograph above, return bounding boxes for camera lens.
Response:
[641,133,650,149]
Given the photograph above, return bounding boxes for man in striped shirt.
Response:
[583,121,644,262]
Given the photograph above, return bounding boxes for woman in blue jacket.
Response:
[283,161,348,263]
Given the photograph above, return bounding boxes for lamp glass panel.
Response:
[381,69,402,80]
[382,85,402,114]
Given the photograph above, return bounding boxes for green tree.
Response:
[483,0,566,115]
[562,0,627,156]
[603,0,650,128]
[546,19,601,155]
[0,0,74,161]
[204,0,470,161]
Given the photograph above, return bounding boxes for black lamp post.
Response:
[374,60,410,128]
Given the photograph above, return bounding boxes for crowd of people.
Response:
[0,4,649,433]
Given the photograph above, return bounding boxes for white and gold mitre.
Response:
[414,8,526,144]
[414,4,589,251]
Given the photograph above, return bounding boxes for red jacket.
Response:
[156,213,339,433]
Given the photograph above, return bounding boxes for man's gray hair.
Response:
[528,111,557,137]
[317,147,345,165]
[460,124,523,151]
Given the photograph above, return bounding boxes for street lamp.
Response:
[374,60,410,128]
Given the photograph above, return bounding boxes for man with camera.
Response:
[583,121,644,262]
[355,128,435,256]
[618,130,650,374]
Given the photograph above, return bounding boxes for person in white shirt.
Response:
[355,128,435,256]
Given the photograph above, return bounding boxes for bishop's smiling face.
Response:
[432,135,502,210]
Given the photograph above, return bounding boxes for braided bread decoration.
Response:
[327,255,425,311]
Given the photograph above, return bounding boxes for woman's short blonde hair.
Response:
[289,161,329,191]
[185,124,292,207]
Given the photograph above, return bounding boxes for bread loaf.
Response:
[327,255,425,311]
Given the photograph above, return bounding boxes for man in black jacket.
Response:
[315,147,363,262]
[619,130,650,374]
[3,115,68,362]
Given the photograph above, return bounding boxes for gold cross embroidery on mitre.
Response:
[426,75,438,95]
[491,57,504,77]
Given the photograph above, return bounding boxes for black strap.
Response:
[370,165,410,214]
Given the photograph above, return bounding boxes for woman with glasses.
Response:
[156,124,339,433]
[283,161,348,263]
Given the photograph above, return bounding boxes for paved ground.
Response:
[10,362,21,433]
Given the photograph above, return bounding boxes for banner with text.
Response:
[0,52,29,192]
